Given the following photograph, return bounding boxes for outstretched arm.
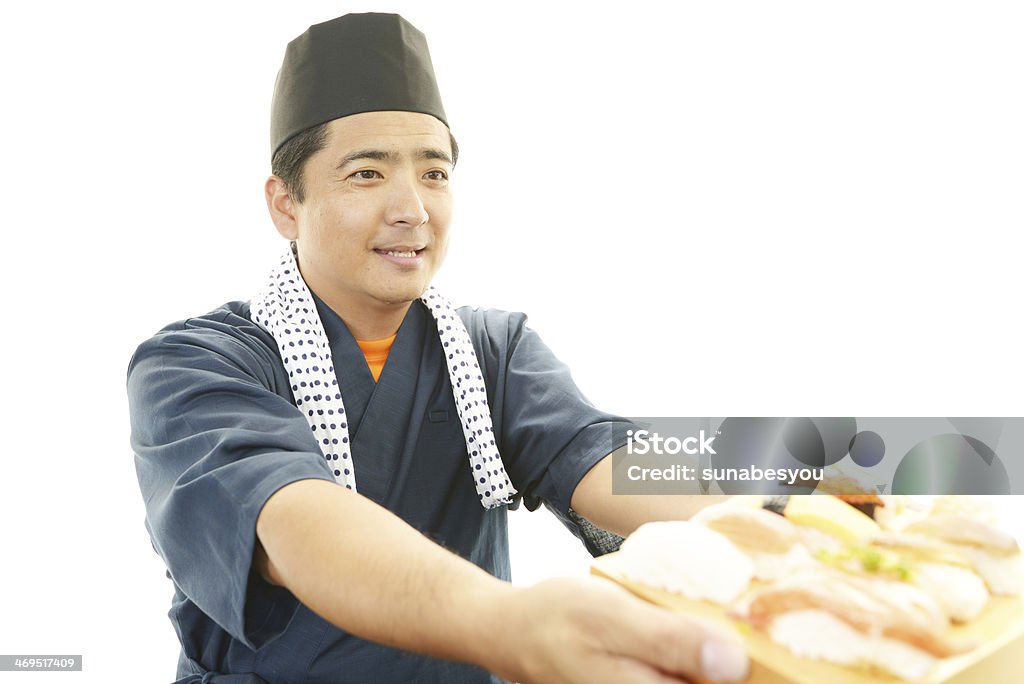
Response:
[256,478,749,684]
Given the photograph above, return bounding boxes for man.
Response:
[128,13,749,683]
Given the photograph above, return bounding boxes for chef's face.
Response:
[286,111,454,312]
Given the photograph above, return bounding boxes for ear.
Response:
[265,175,299,240]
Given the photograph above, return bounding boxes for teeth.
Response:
[385,250,417,258]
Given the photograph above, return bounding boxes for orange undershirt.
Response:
[355,333,397,382]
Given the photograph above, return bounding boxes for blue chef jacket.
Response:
[127,295,631,683]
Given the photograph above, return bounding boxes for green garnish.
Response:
[816,545,915,581]
[859,548,882,572]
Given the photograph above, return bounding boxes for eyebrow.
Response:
[416,148,453,165]
[335,147,453,170]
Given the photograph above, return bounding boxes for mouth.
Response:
[375,248,424,258]
[374,246,426,267]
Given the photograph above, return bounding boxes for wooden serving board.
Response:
[591,552,1024,683]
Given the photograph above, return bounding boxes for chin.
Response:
[374,287,425,306]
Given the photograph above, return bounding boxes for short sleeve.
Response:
[466,310,634,517]
[127,316,336,651]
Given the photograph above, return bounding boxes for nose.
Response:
[385,172,429,227]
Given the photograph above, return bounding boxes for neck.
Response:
[315,289,413,340]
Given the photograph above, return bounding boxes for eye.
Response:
[349,169,382,180]
[424,169,449,181]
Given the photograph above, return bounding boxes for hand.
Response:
[490,576,750,684]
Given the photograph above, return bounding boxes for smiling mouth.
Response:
[374,247,425,258]
[373,247,428,269]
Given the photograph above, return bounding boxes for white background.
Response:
[1,1,1022,681]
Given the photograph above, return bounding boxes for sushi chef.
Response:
[127,13,749,684]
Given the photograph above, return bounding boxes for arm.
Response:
[570,449,757,537]
[256,478,750,684]
[254,478,508,669]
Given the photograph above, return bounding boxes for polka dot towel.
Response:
[250,246,516,509]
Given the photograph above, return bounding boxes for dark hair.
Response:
[271,121,460,204]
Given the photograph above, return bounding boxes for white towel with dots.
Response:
[250,247,516,509]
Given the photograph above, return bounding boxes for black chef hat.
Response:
[270,13,449,157]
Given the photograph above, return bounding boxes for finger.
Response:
[582,653,696,684]
[594,584,749,682]
[612,656,698,684]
